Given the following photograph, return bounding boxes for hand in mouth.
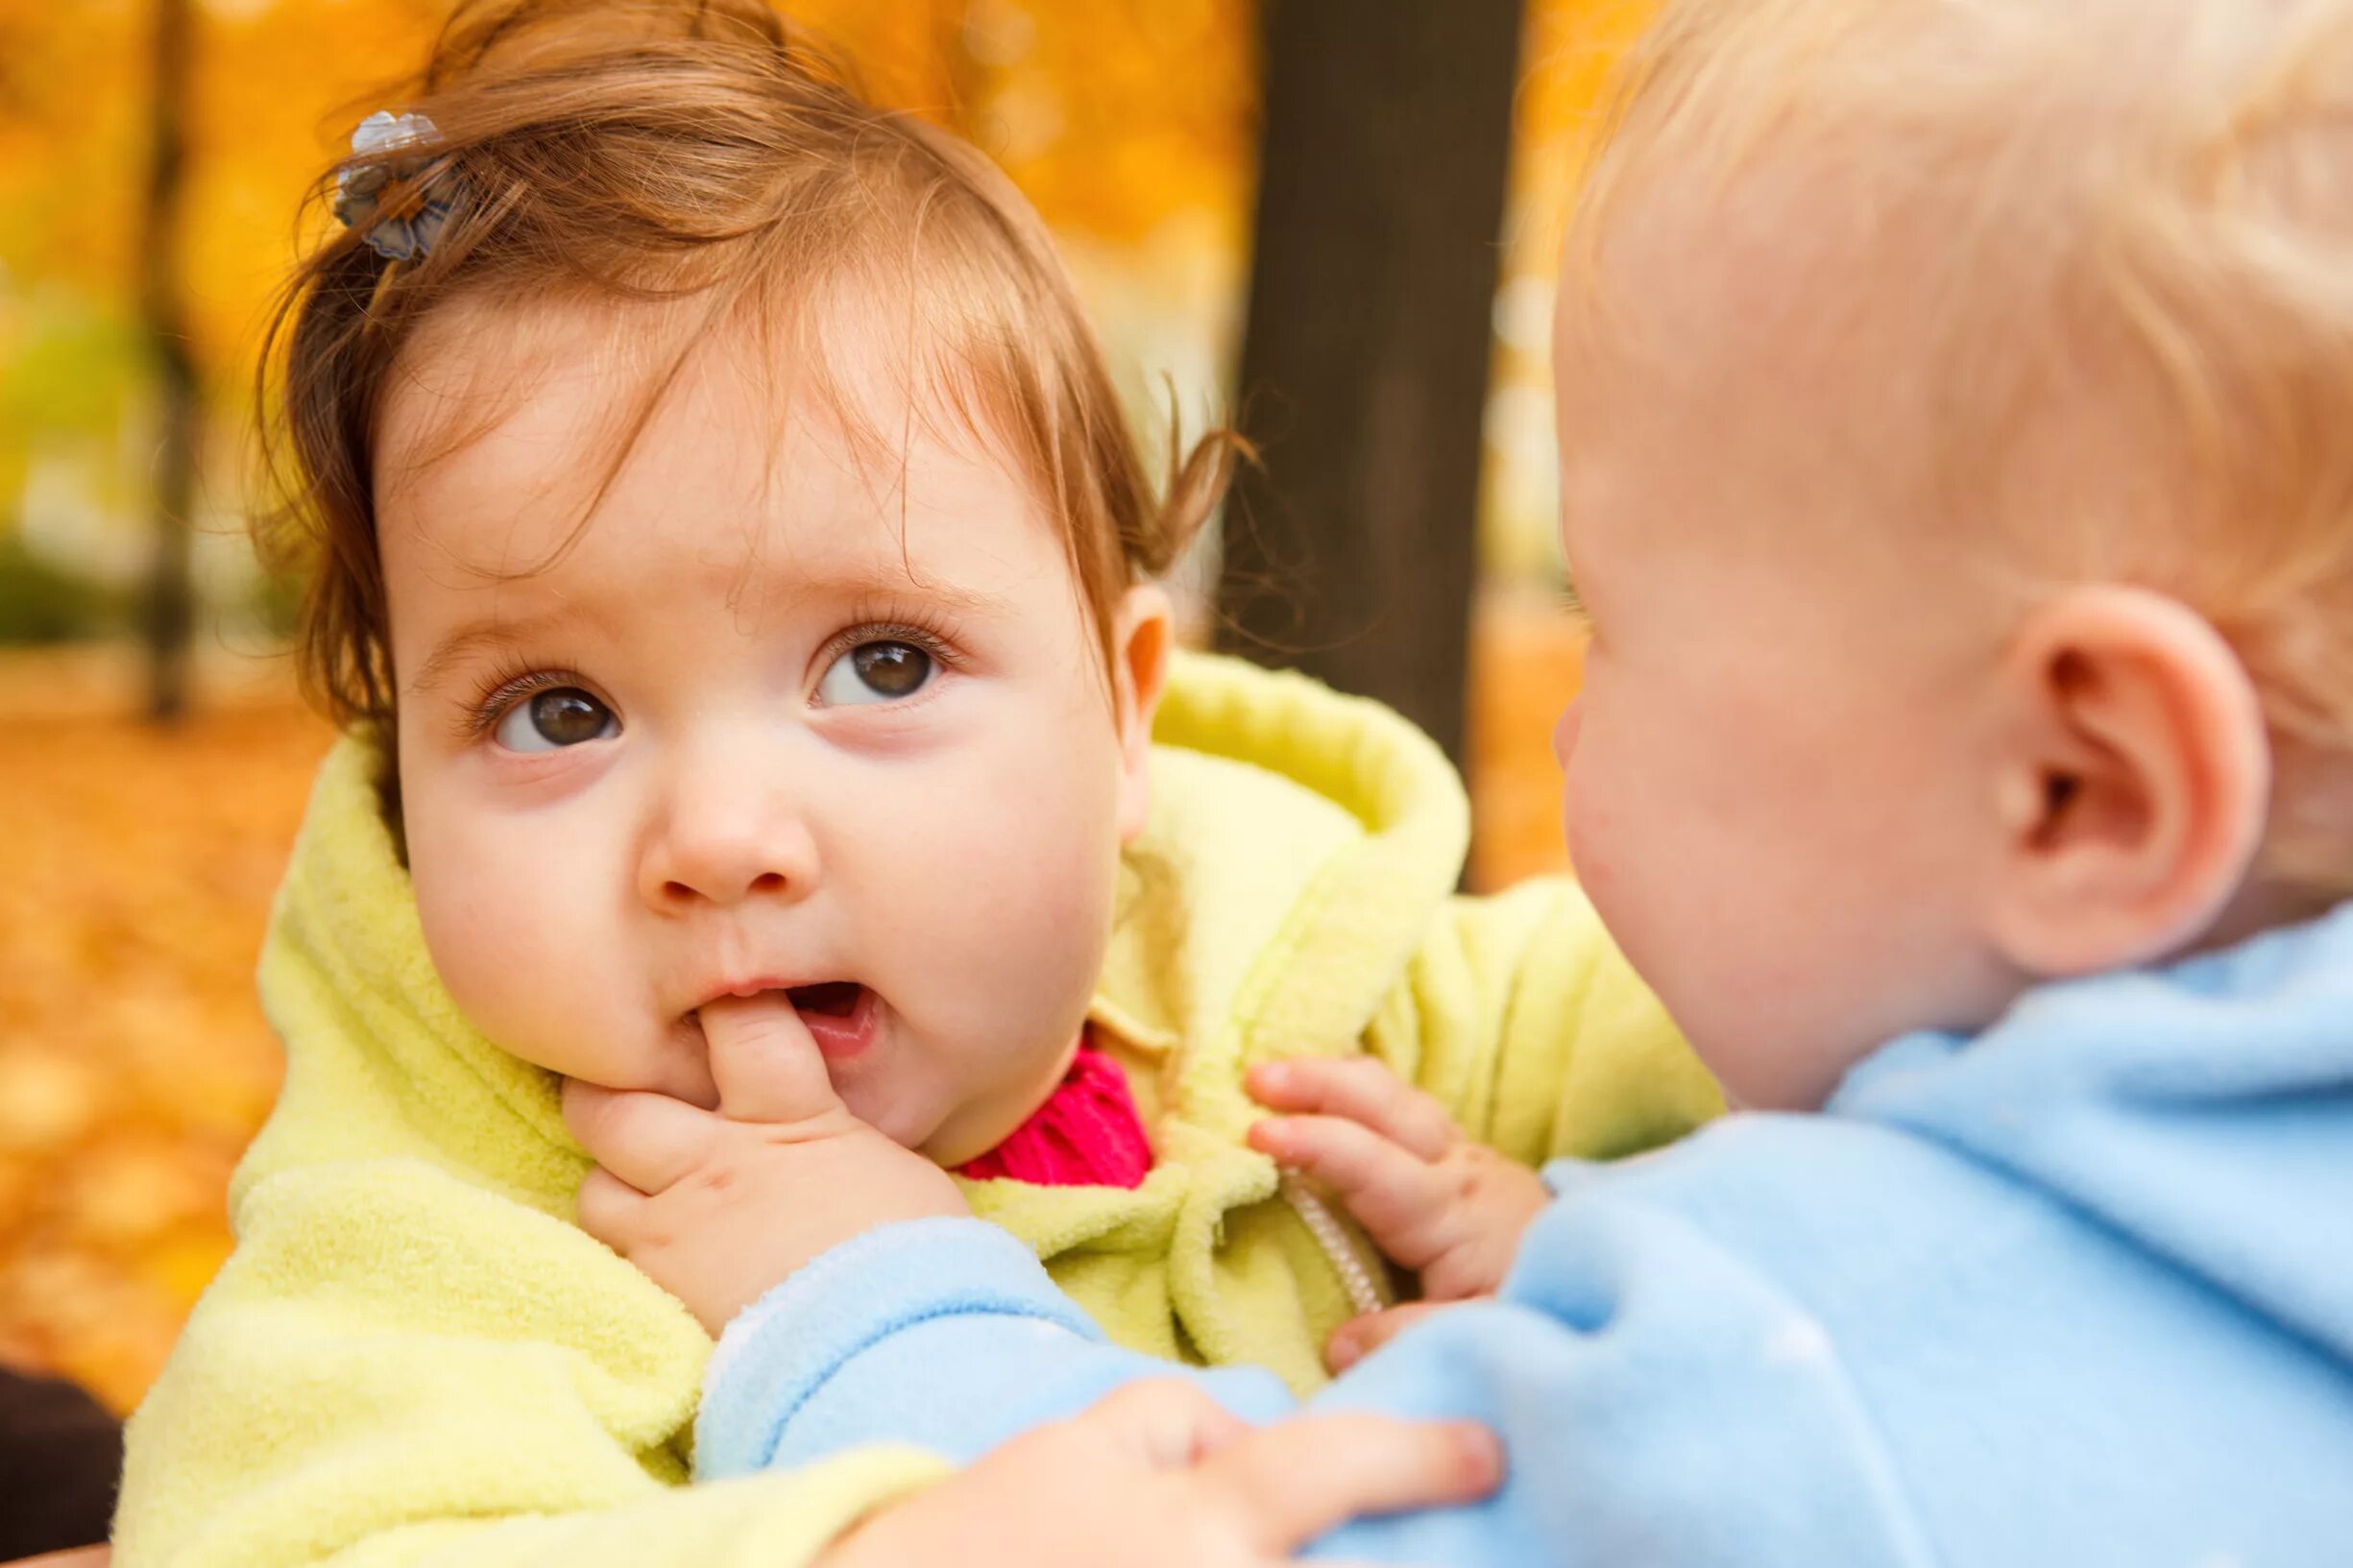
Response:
[695,980,880,1063]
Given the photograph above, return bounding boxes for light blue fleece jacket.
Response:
[697,905,2353,1565]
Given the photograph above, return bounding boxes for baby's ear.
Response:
[1111,585,1174,844]
[1983,585,2270,977]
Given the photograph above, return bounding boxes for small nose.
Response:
[639,762,819,912]
[1552,698,1585,772]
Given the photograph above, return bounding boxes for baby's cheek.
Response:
[414,856,526,1027]
[918,802,1112,1047]
[1561,746,1619,887]
[1560,755,1665,978]
[411,824,601,1073]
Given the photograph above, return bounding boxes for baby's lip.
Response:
[687,981,880,1064]
[688,974,849,1014]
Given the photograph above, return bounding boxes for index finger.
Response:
[699,993,841,1123]
[1247,1058,1458,1163]
[1203,1413,1502,1550]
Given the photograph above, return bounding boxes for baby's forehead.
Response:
[376,289,1038,561]
[1548,158,2047,618]
[1554,174,1938,500]
[371,316,1059,663]
[1565,147,1927,384]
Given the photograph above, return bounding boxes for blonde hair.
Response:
[259,0,1237,734]
[1568,0,2353,892]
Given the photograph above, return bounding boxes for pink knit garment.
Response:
[956,1038,1153,1189]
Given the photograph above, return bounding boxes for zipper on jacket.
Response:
[1279,1171,1392,1319]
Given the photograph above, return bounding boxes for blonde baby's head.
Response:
[1551,0,2353,1108]
[261,0,1232,1160]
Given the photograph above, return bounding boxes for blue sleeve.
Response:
[700,1204,1939,1568]
[1303,1194,1938,1566]
[693,1218,1297,1479]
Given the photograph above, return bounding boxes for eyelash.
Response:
[459,659,597,742]
[811,603,967,696]
[1557,578,1591,625]
[454,604,970,740]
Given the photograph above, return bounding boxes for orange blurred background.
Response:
[0,0,1638,1414]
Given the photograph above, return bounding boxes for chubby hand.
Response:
[566,994,967,1335]
[1247,1056,1551,1371]
[822,1380,1502,1568]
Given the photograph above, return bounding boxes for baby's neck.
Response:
[948,1031,1155,1190]
[2192,878,2341,962]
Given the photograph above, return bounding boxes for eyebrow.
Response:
[405,615,570,698]
[401,562,1021,698]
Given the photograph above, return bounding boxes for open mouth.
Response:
[786,980,864,1019]
[785,980,879,1060]
[687,980,880,1063]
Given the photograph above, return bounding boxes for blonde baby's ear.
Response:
[1111,584,1174,844]
[1982,585,2271,977]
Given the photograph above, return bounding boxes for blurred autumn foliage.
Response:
[0,0,1255,376]
[0,0,1641,1412]
[0,656,321,1411]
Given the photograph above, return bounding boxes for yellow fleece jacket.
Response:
[116,653,1720,1568]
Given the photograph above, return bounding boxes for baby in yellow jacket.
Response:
[115,3,1716,1564]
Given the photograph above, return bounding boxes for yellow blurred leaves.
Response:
[0,0,1255,407]
[0,666,327,1410]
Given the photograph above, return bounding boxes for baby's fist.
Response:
[568,996,966,1334]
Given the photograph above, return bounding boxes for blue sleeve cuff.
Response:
[695,1216,1296,1479]
[697,1217,1100,1479]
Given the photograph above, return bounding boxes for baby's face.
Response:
[376,300,1151,1164]
[1548,202,2027,1110]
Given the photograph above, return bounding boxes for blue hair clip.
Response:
[334,110,459,263]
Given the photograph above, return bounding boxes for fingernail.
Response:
[1456,1425,1505,1487]
[1326,1328,1363,1371]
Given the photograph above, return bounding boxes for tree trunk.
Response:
[1217,0,1524,768]
[139,0,198,722]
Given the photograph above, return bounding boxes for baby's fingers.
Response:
[1247,1058,1457,1162]
[700,993,839,1124]
[1249,1114,1448,1257]
[1325,1301,1450,1373]
[562,1078,716,1194]
[1204,1413,1502,1551]
[572,1164,647,1251]
[1073,1379,1255,1470]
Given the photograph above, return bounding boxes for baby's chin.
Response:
[839,1076,962,1162]
[904,1087,1051,1170]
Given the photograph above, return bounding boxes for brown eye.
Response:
[820,640,935,705]
[494,687,617,752]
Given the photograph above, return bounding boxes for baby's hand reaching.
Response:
[566,994,967,1336]
[1247,1057,1550,1370]
[820,1381,1501,1568]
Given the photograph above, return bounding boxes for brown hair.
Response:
[257,0,1238,732]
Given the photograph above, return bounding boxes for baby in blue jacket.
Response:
[575,0,2353,1560]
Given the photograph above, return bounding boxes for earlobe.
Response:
[1987,586,2270,977]
[1112,585,1174,844]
